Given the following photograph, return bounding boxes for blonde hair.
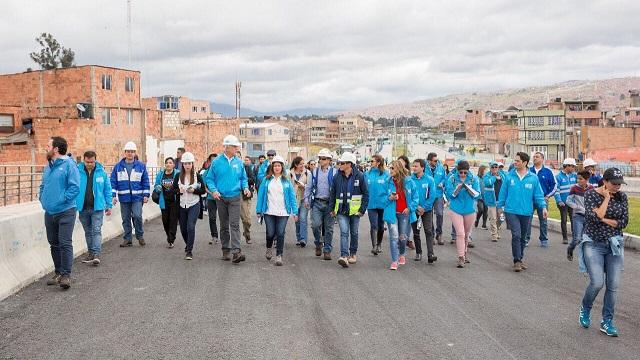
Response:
[390,160,408,190]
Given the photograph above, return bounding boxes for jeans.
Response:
[412,210,434,256]
[506,212,532,263]
[44,208,76,276]
[525,206,548,245]
[161,202,179,244]
[179,202,200,253]
[295,199,309,244]
[120,201,144,242]
[568,214,585,251]
[265,214,289,256]
[558,204,573,241]
[337,214,360,257]
[311,199,334,253]
[207,199,219,239]
[387,212,410,263]
[78,209,104,255]
[216,196,242,253]
[432,197,444,235]
[581,240,624,322]
[367,208,384,231]
[450,211,475,257]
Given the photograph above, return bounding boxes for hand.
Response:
[105,209,112,216]
[389,194,398,201]
[496,175,501,180]
[143,197,148,204]
[417,206,424,213]
[603,189,611,200]
[402,208,409,215]
[330,211,336,217]
[213,191,221,200]
[186,187,194,193]
[243,189,251,197]
[304,202,310,209]
[558,201,565,207]
[356,212,363,217]
[542,208,548,219]
[292,215,299,222]
[544,197,550,203]
[112,198,118,205]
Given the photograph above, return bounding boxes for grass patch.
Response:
[548,195,640,236]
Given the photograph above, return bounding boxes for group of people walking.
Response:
[39,135,629,337]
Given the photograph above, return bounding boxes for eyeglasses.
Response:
[337,162,345,165]
[318,157,329,161]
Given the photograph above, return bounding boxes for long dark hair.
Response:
[266,161,285,179]
[179,163,195,184]
[290,156,303,170]
[477,165,487,178]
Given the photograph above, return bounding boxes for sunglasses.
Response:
[318,157,329,160]
[337,161,345,165]
[458,171,468,175]
[268,155,274,157]
[491,165,498,168]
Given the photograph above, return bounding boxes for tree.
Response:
[29,33,75,70]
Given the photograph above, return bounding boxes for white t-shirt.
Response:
[266,176,288,216]
[179,175,201,208]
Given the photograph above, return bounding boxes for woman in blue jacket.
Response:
[153,157,180,248]
[256,155,299,266]
[445,160,481,268]
[365,154,390,255]
[383,160,418,270]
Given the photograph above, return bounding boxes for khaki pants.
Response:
[487,206,502,241]
[240,197,252,241]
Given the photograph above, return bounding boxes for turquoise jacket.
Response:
[153,169,180,210]
[411,172,437,211]
[365,168,391,210]
[445,172,481,215]
[554,171,577,204]
[425,161,446,199]
[39,156,80,215]
[497,170,547,216]
[205,154,249,198]
[76,162,112,212]
[257,160,270,185]
[255,175,299,215]
[383,176,418,224]
[482,170,508,207]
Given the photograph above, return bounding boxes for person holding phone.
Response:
[290,156,310,247]
[365,154,390,255]
[172,152,205,260]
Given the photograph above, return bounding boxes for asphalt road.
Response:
[1,208,639,360]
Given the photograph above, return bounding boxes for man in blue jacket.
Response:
[411,158,437,263]
[40,136,80,289]
[554,158,577,244]
[76,151,112,266]
[483,162,506,242]
[257,149,276,188]
[425,153,447,245]
[525,151,556,247]
[110,141,150,247]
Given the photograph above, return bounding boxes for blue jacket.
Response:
[498,170,547,216]
[76,162,112,212]
[110,158,150,203]
[153,169,180,210]
[329,166,369,216]
[445,172,481,215]
[589,173,602,186]
[255,175,298,215]
[411,172,436,211]
[529,165,556,198]
[482,170,508,207]
[257,160,270,185]
[365,168,390,210]
[425,161,446,199]
[554,171,577,204]
[383,176,418,224]
[39,156,80,215]
[205,154,248,198]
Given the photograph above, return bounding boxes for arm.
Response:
[110,166,118,202]
[303,172,314,205]
[359,174,369,214]
[470,176,481,199]
[546,170,557,198]
[565,194,578,210]
[288,181,299,215]
[104,172,113,209]
[205,164,218,194]
[408,179,419,213]
[553,174,564,204]
[426,178,437,209]
[533,179,547,209]
[194,174,206,195]
[615,194,629,230]
[328,177,337,214]
[497,175,508,208]
[240,164,249,190]
[255,180,266,215]
[64,162,81,203]
[141,166,150,199]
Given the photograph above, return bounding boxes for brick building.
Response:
[239,123,290,160]
[483,108,518,155]
[438,119,465,133]
[464,109,492,142]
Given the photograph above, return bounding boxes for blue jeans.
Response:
[179,202,200,253]
[78,209,104,255]
[120,201,144,242]
[337,214,360,257]
[432,197,444,235]
[581,240,624,321]
[265,214,289,256]
[506,212,532,263]
[44,208,76,276]
[367,208,384,231]
[525,206,548,245]
[311,199,334,253]
[295,199,309,244]
[387,213,410,262]
[569,214,585,251]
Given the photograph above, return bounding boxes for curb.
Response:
[530,217,639,250]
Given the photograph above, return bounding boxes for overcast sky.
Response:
[2,0,640,111]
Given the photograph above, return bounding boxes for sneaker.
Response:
[436,234,444,245]
[371,247,378,256]
[562,238,569,244]
[348,255,357,264]
[120,240,133,247]
[338,257,349,268]
[295,241,301,247]
[265,248,273,260]
[457,256,465,268]
[567,248,574,261]
[323,252,332,261]
[138,238,146,246]
[46,274,61,286]
[407,241,415,250]
[315,245,322,257]
[209,237,218,245]
[232,252,246,263]
[427,255,437,264]
[540,241,549,248]
[168,242,175,249]
[185,252,193,260]
[579,306,591,328]
[59,275,71,290]
[81,253,94,263]
[222,250,231,261]
[467,242,475,248]
[481,226,488,230]
[299,242,306,248]
[520,261,528,270]
[513,262,522,272]
[464,255,470,264]
[92,256,101,266]
[414,254,422,261]
[275,255,283,266]
[245,237,252,244]
[389,262,398,270]
[376,244,382,254]
[450,239,455,244]
[491,238,498,242]
[398,255,406,265]
[600,319,619,337]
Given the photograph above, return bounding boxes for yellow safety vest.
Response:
[335,194,362,215]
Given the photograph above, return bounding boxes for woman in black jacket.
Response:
[172,152,205,260]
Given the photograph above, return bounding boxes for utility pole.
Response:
[127,0,132,67]
[235,81,242,120]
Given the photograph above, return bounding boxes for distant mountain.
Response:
[341,77,640,126]
[210,102,341,118]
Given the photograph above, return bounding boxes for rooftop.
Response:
[0,65,140,77]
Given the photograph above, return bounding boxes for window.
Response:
[252,144,263,151]
[239,129,245,135]
[252,129,261,136]
[284,129,289,135]
[101,75,111,90]
[159,96,178,110]
[527,117,544,126]
[548,116,562,126]
[102,108,111,125]
[125,77,134,92]
[0,114,13,132]
[126,109,134,125]
[549,130,563,141]
[192,106,198,112]
[268,129,273,136]
[528,131,545,141]
[201,106,207,112]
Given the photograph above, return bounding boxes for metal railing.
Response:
[0,164,161,207]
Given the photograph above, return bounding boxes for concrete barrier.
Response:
[530,217,639,250]
[0,201,160,301]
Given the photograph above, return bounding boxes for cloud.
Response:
[1,0,640,111]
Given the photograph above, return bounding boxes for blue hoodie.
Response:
[554,170,577,204]
[255,175,298,215]
[498,169,547,216]
[365,168,390,210]
[529,165,556,198]
[257,160,270,185]
[205,153,248,198]
[445,171,481,215]
[153,168,180,210]
[383,176,418,224]
[411,172,436,211]
[39,156,80,215]
[76,162,112,212]
[425,160,446,199]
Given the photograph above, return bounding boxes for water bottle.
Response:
[417,220,423,230]
[499,212,505,222]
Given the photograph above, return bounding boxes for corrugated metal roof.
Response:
[0,130,29,145]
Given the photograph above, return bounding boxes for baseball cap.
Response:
[267,150,276,156]
[603,167,626,185]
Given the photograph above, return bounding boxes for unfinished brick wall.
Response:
[582,126,638,154]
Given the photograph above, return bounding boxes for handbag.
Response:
[151,190,160,204]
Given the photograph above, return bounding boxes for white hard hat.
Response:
[223,135,241,147]
[583,158,597,167]
[318,148,333,159]
[271,155,285,165]
[338,152,357,164]
[124,141,137,151]
[181,152,195,163]
[562,158,577,166]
